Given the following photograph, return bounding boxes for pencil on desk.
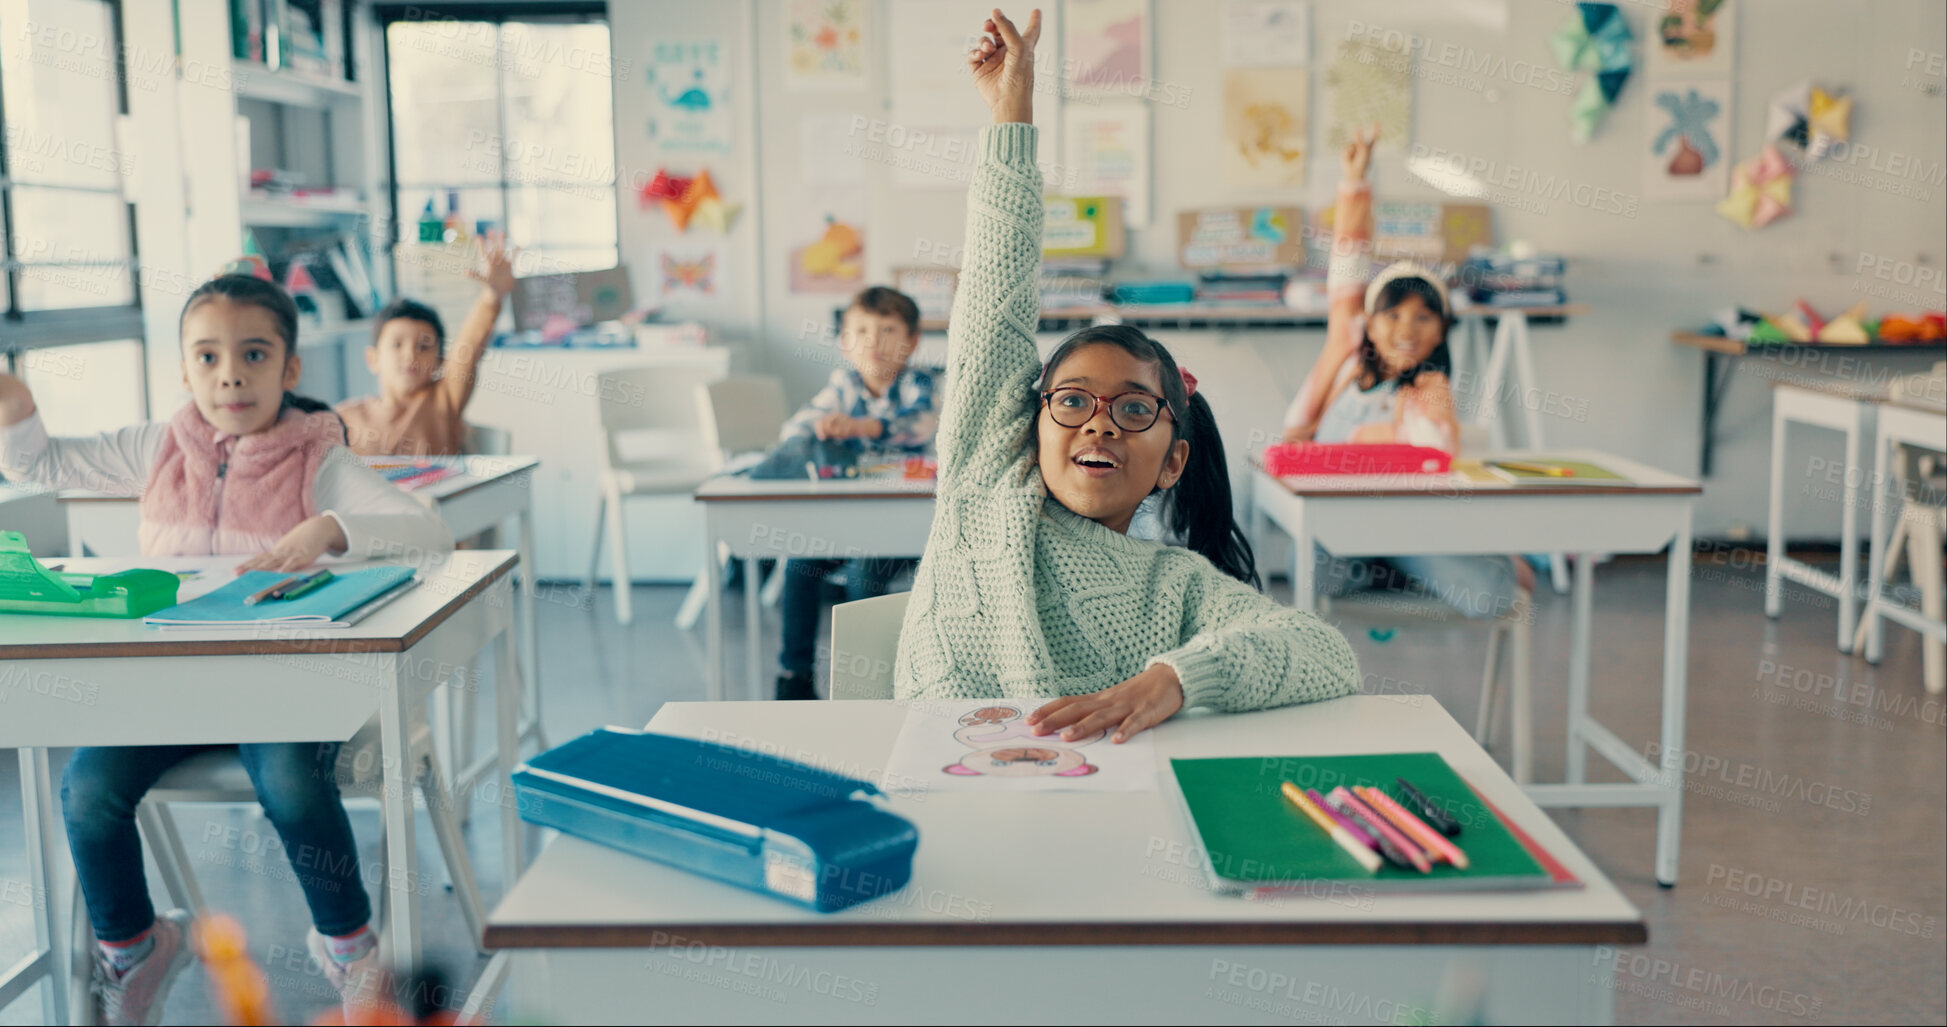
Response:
[1281,782,1382,873]
[1357,786,1470,870]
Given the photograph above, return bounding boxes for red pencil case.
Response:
[1263,443,1452,476]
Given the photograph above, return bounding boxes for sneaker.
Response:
[306,927,387,1016]
[91,909,194,1027]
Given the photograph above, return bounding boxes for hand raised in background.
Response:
[968,8,1042,125]
[466,231,518,300]
[1342,122,1379,183]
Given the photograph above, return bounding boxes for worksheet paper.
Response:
[881,699,1159,793]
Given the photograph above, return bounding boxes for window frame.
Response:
[0,0,146,354]
[375,2,618,277]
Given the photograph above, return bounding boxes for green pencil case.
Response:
[0,530,179,618]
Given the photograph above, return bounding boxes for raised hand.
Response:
[466,231,518,300]
[968,8,1042,124]
[1341,122,1379,182]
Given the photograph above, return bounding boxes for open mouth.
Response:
[1072,448,1122,476]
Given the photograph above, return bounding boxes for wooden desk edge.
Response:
[0,554,517,660]
[432,465,537,502]
[484,918,1646,950]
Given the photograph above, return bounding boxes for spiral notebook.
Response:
[143,566,418,630]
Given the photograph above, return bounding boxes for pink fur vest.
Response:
[138,402,346,556]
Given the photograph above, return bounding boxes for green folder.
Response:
[1169,753,1562,893]
[1484,458,1629,484]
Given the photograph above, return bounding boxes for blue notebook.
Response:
[143,566,418,629]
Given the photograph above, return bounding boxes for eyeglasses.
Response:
[1040,387,1172,433]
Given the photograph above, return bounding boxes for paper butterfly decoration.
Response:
[1715,144,1796,230]
[1766,82,1852,162]
[661,252,716,295]
[1550,3,1633,143]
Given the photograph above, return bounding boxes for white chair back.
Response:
[828,591,911,700]
[593,364,722,474]
[465,423,513,455]
[697,376,789,468]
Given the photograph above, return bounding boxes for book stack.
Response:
[1197,271,1290,306]
[1460,253,1567,308]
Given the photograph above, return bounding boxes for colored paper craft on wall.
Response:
[784,0,867,92]
[1767,81,1852,162]
[1221,67,1308,189]
[1550,3,1632,142]
[789,191,866,294]
[655,245,726,299]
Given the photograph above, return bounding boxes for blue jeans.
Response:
[778,557,914,677]
[1314,546,1521,621]
[62,743,371,942]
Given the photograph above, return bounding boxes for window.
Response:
[0,0,143,347]
[381,8,619,281]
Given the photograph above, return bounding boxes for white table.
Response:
[0,550,528,1024]
[59,455,545,789]
[695,474,935,702]
[1764,383,1879,651]
[1863,400,1947,686]
[1251,449,1701,886]
[483,698,1643,1025]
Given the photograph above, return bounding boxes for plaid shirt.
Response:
[780,365,939,453]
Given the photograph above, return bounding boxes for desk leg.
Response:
[705,513,725,702]
[1656,511,1694,887]
[1290,498,1316,614]
[1566,554,1595,786]
[496,613,525,873]
[1764,402,1787,618]
[379,666,422,976]
[1478,317,1515,450]
[12,748,67,1025]
[1508,314,1546,451]
[516,503,543,743]
[744,556,763,702]
[1865,429,1893,664]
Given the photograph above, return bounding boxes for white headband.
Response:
[1365,261,1452,319]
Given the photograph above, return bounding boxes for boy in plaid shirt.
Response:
[775,286,937,699]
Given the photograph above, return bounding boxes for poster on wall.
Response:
[1064,0,1148,97]
[1325,39,1412,152]
[1063,102,1151,228]
[785,0,868,92]
[1221,0,1309,67]
[644,39,732,155]
[788,188,867,294]
[1644,79,1732,201]
[1221,67,1307,189]
[1646,0,1735,80]
[652,244,728,301]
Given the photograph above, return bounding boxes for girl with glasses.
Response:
[891,9,1360,743]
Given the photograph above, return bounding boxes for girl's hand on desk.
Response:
[237,515,346,574]
[968,8,1041,124]
[1028,664,1183,744]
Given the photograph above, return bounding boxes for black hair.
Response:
[1036,325,1260,590]
[375,297,448,357]
[848,285,922,336]
[179,274,343,435]
[1356,275,1454,391]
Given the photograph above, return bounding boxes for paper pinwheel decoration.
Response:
[1766,82,1852,161]
[1551,3,1634,142]
[640,168,742,233]
[1716,144,1796,229]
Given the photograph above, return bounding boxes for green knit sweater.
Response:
[891,124,1361,712]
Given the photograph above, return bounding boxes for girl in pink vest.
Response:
[0,275,453,1025]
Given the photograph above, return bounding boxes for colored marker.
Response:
[1327,787,1426,872]
[1332,787,1431,873]
[1396,776,1462,836]
[1282,782,1382,873]
[1306,788,1377,849]
[273,569,334,601]
[1358,786,1470,870]
[244,575,301,606]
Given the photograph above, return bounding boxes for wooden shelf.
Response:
[1671,330,1936,355]
[233,61,362,107]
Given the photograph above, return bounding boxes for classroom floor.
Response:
[1,555,1941,1026]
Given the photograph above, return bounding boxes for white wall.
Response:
[666,0,1943,542]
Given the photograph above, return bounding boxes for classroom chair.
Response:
[64,714,489,1020]
[584,364,724,625]
[1852,448,1947,692]
[1319,588,1536,782]
[678,376,792,629]
[827,591,912,700]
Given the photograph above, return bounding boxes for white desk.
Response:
[1863,400,1947,685]
[1251,449,1701,886]
[59,455,545,789]
[0,550,527,1024]
[484,698,1643,1025]
[695,474,935,702]
[1764,383,1879,650]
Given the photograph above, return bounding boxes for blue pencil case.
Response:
[513,728,919,912]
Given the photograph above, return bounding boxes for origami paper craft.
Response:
[640,168,741,233]
[1818,302,1870,344]
[1716,143,1795,229]
[1551,3,1633,142]
[1766,81,1852,161]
